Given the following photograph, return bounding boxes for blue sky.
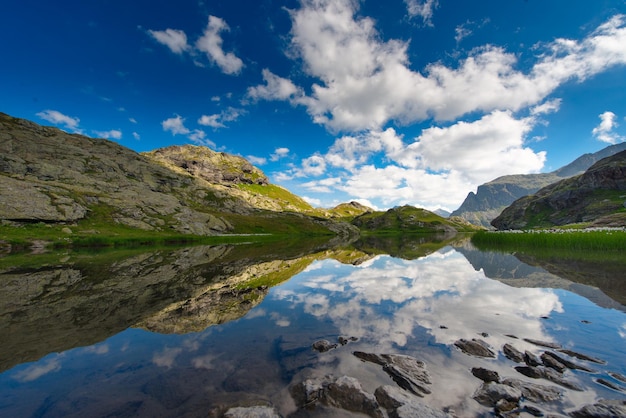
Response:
[2,0,626,211]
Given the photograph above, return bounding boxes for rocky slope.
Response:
[0,112,354,237]
[352,205,483,234]
[451,143,626,228]
[492,150,626,229]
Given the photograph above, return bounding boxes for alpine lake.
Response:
[1,233,625,417]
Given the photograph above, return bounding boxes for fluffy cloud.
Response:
[270,147,290,161]
[404,0,439,26]
[282,111,545,210]
[162,115,190,135]
[198,107,244,129]
[36,109,80,131]
[148,16,243,75]
[147,28,190,54]
[93,129,122,140]
[287,2,626,132]
[592,111,624,144]
[195,16,244,75]
[247,69,302,101]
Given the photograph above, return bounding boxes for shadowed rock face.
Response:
[492,150,626,229]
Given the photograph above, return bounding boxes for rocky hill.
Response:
[491,150,626,229]
[352,205,483,234]
[0,112,354,238]
[451,143,626,228]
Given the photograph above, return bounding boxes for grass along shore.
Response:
[471,228,626,252]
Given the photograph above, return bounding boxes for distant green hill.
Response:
[352,205,483,234]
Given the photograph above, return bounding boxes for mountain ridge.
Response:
[451,142,626,227]
[491,150,626,229]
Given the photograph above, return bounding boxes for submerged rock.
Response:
[570,399,626,418]
[558,349,607,365]
[290,375,382,418]
[523,338,562,349]
[312,339,338,353]
[501,378,562,403]
[454,339,496,358]
[543,351,596,372]
[471,367,500,383]
[515,365,583,391]
[473,382,522,407]
[502,343,525,363]
[223,406,282,418]
[353,352,431,396]
[596,378,624,392]
[375,385,453,418]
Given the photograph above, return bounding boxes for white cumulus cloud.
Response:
[592,111,625,144]
[195,15,244,75]
[162,115,190,135]
[287,2,626,132]
[93,129,122,140]
[148,28,190,54]
[36,109,80,132]
[148,16,243,75]
[247,69,302,101]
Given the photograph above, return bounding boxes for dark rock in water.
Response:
[495,398,518,414]
[454,339,495,358]
[502,343,525,363]
[501,378,562,403]
[596,378,624,392]
[558,349,606,365]
[609,372,626,383]
[541,352,567,372]
[471,367,500,383]
[524,351,542,367]
[473,382,522,407]
[515,365,583,391]
[312,339,338,353]
[353,352,431,396]
[522,405,544,417]
[223,406,282,418]
[515,365,543,379]
[338,336,358,345]
[543,351,595,372]
[290,375,383,418]
[374,385,453,418]
[570,399,626,418]
[523,338,561,349]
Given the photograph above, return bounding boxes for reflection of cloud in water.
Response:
[83,344,109,355]
[191,353,219,370]
[13,356,62,382]
[280,249,563,350]
[620,323,626,339]
[270,312,290,327]
[153,347,182,368]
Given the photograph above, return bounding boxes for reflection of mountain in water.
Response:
[454,241,626,312]
[0,236,353,372]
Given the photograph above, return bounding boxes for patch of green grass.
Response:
[471,229,626,252]
[237,184,316,212]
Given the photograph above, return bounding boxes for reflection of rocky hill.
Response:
[454,243,626,311]
[0,236,349,372]
[353,233,457,260]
